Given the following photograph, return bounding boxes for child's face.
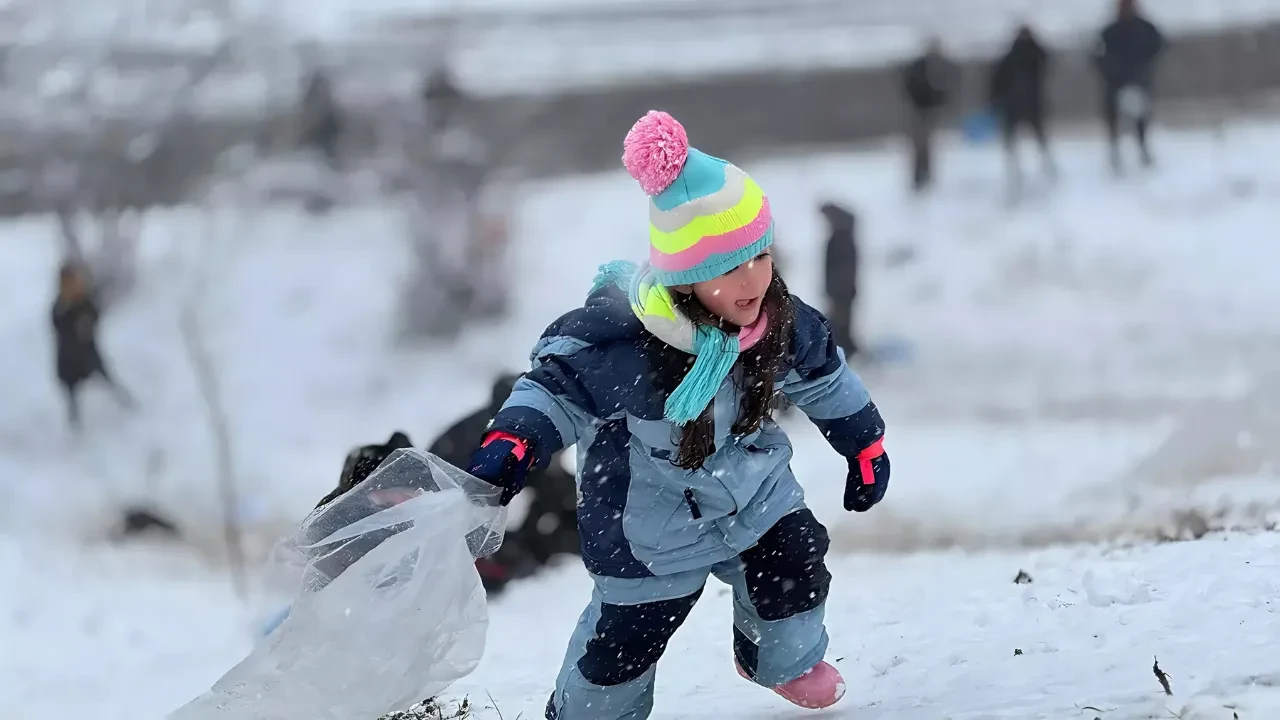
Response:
[691,251,773,327]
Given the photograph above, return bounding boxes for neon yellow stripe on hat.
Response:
[648,177,765,255]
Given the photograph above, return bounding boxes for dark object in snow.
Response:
[321,412,577,596]
[429,374,581,575]
[1014,569,1033,584]
[379,697,471,719]
[1013,648,1023,656]
[1153,656,1173,695]
[304,193,335,215]
[112,507,182,540]
[320,431,416,509]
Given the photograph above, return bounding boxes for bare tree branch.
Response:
[55,201,84,261]
[179,286,248,602]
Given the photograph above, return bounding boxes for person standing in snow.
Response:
[465,111,890,719]
[990,24,1057,199]
[1093,0,1165,172]
[902,37,957,193]
[298,68,343,169]
[820,202,860,357]
[51,260,133,430]
[421,65,465,136]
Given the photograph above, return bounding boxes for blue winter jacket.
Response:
[488,285,884,579]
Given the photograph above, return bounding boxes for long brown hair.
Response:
[662,266,796,470]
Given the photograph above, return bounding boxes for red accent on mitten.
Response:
[481,431,529,462]
[855,437,885,486]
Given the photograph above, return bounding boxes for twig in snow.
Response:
[485,690,522,720]
[180,288,247,602]
[1153,656,1173,695]
[1075,702,1107,720]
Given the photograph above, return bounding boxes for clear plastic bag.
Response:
[169,449,507,720]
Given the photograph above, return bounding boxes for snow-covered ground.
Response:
[6,529,1279,719]
[3,119,1280,718]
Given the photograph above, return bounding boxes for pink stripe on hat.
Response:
[649,199,773,273]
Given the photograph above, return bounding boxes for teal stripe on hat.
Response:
[652,149,730,210]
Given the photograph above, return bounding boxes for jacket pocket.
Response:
[683,488,703,520]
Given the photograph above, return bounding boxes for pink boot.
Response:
[736,660,846,709]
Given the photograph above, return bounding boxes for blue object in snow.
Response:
[962,109,999,144]
[261,604,291,637]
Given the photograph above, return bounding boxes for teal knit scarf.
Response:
[590,260,760,425]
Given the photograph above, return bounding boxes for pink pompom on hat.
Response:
[622,110,774,287]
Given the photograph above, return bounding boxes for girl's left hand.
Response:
[844,439,889,512]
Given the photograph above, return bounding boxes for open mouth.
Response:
[734,297,760,309]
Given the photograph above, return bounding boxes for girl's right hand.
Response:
[466,432,534,506]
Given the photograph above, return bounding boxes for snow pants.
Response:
[545,509,831,720]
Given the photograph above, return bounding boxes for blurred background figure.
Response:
[902,37,957,193]
[1094,0,1166,172]
[989,23,1056,202]
[298,66,344,170]
[422,65,465,135]
[398,61,514,343]
[819,202,860,357]
[428,372,579,578]
[319,374,580,596]
[51,260,133,431]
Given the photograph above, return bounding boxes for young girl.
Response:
[467,111,889,719]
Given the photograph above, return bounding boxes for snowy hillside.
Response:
[437,0,1280,93]
[7,0,1280,94]
[3,119,1280,718]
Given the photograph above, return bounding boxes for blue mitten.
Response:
[467,432,534,506]
[844,439,889,513]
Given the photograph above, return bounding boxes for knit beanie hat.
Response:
[584,111,774,426]
[622,111,774,287]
